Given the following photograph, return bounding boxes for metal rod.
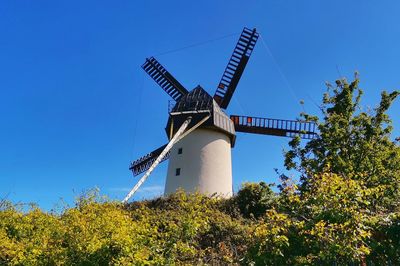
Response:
[122,116,192,203]
[176,113,211,142]
[169,118,174,140]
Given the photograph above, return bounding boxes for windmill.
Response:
[123,27,317,202]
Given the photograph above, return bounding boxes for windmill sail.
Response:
[142,57,188,101]
[231,115,317,139]
[123,117,192,203]
[213,27,259,109]
[129,144,169,176]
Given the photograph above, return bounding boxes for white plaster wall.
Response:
[165,128,233,198]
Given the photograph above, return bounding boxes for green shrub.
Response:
[234,182,276,219]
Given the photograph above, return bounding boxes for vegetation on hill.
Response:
[1,75,399,265]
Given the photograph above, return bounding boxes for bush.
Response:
[234,182,276,219]
[0,190,255,265]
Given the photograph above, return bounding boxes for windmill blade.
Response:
[142,57,188,101]
[214,27,259,109]
[231,115,318,139]
[123,117,192,203]
[130,112,211,176]
[129,144,170,176]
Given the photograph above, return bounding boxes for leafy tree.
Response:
[282,74,399,264]
[246,75,399,265]
[285,74,400,211]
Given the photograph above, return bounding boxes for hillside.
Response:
[1,182,399,265]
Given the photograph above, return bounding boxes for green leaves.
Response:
[275,74,400,264]
[0,190,255,265]
[235,182,276,219]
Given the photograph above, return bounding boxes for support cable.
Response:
[259,34,305,113]
[155,32,239,57]
[131,72,145,157]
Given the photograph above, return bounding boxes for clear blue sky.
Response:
[1,1,399,210]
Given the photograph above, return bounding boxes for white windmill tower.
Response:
[123,28,317,202]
